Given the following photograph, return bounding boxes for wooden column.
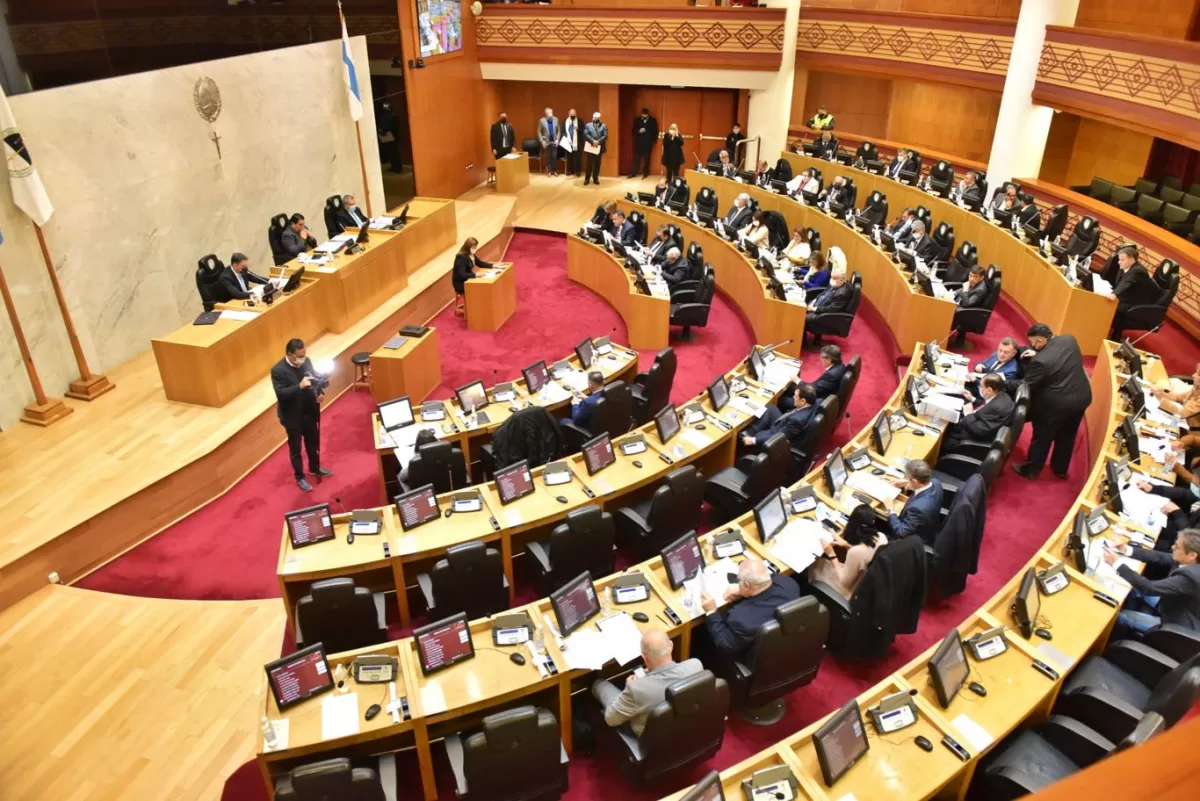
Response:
[0,260,71,426]
[599,84,620,178]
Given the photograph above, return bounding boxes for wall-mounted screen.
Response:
[417,0,463,58]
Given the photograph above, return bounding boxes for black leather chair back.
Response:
[932,222,954,261]
[983,271,1003,310]
[835,355,861,415]
[944,242,977,283]
[628,210,646,244]
[324,195,344,239]
[1156,259,1180,290]
[686,243,704,276]
[275,758,384,801]
[695,267,716,305]
[668,178,690,210]
[855,142,876,162]
[195,254,224,311]
[806,227,822,254]
[1067,216,1101,258]
[431,541,508,619]
[407,441,468,494]
[269,213,290,265]
[929,161,953,195]
[296,577,386,653]
[860,191,887,225]
[841,180,857,210]
[737,597,830,708]
[463,706,566,799]
[638,349,676,423]
[1043,204,1068,241]
[743,434,790,506]
[773,158,793,181]
[1146,660,1200,728]
[815,395,839,446]
[592,380,633,440]
[546,505,615,589]
[522,137,541,158]
[666,224,684,252]
[762,210,790,249]
[695,187,718,218]
[635,671,729,783]
[645,465,705,551]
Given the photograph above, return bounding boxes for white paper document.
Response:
[558,134,574,153]
[846,471,901,504]
[561,629,610,671]
[502,152,523,160]
[420,681,447,715]
[951,714,995,753]
[536,383,572,405]
[730,396,767,418]
[321,693,361,741]
[1118,487,1168,533]
[763,359,799,390]
[220,309,259,321]
[597,613,644,666]
[682,428,712,449]
[559,370,589,392]
[583,141,601,155]
[768,519,828,573]
[1138,436,1172,465]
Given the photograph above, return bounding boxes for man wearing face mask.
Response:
[562,109,582,177]
[490,112,514,159]
[272,338,332,492]
[583,111,608,186]
[337,194,368,229]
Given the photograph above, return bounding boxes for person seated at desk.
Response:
[585,200,618,234]
[1150,362,1200,428]
[611,210,637,248]
[954,172,982,207]
[822,176,850,211]
[806,266,851,316]
[888,208,917,245]
[281,213,317,257]
[646,225,672,264]
[754,160,775,188]
[899,220,940,265]
[787,168,820,197]
[990,185,1019,218]
[887,149,915,181]
[570,371,605,425]
[800,250,830,293]
[713,149,737,179]
[740,382,818,451]
[807,104,835,132]
[720,193,753,231]
[661,247,690,287]
[699,557,800,663]
[452,237,493,297]
[807,504,885,601]
[887,459,943,545]
[1104,529,1200,637]
[966,337,1022,402]
[653,176,670,206]
[738,211,771,249]
[814,130,839,161]
[1016,193,1041,231]
[214,252,270,302]
[956,266,989,308]
[338,194,369,230]
[1109,245,1161,337]
[399,429,439,491]
[811,344,847,401]
[591,629,703,736]
[782,226,811,267]
[1136,467,1200,553]
[943,373,1014,456]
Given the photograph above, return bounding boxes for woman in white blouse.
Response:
[783,226,811,267]
[738,210,771,249]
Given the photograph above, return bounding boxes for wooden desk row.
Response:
[665,340,1171,801]
[779,153,1118,357]
[566,235,671,350]
[152,198,457,407]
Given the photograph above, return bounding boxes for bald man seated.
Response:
[700,557,799,662]
[590,628,704,736]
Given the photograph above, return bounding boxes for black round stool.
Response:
[351,352,371,392]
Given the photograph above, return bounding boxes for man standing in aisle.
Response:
[629,107,658,179]
[272,339,333,492]
[1012,323,1091,480]
[537,107,559,177]
[583,111,608,186]
[490,111,514,159]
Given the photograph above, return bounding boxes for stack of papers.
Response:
[1138,436,1172,465]
[767,519,828,573]
[1092,276,1113,296]
[536,383,572,405]
[560,629,611,671]
[596,613,644,666]
[321,693,360,741]
[368,216,396,229]
[762,358,799,390]
[846,471,901,504]
[1118,487,1168,533]
[220,309,259,321]
[729,396,767,418]
[919,392,964,424]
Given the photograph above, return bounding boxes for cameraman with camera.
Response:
[272,338,333,492]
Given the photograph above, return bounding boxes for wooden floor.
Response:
[0,585,284,801]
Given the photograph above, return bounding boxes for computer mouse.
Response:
[914,735,933,752]
[912,429,926,436]
[444,508,454,518]
[365,704,382,721]
[632,612,649,623]
[346,532,355,544]
[631,460,643,468]
[968,682,987,697]
[555,495,568,504]
[872,467,885,475]
[1035,627,1053,640]
[695,424,707,431]
[510,406,519,413]
[509,652,526,666]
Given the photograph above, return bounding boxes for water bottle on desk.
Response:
[261,716,277,749]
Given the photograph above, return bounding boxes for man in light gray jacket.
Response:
[583,111,608,186]
[591,628,703,735]
[537,107,560,177]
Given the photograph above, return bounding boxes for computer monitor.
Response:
[495,460,535,506]
[1116,339,1143,378]
[455,380,489,413]
[575,338,595,369]
[355,225,370,245]
[928,628,970,708]
[707,375,730,412]
[1104,459,1127,514]
[661,531,706,590]
[1120,376,1145,415]
[1011,567,1040,639]
[550,572,601,637]
[414,612,475,676]
[377,396,414,431]
[1069,509,1090,572]
[871,412,893,457]
[753,489,788,543]
[745,347,765,382]
[923,342,941,374]
[916,271,935,298]
[394,484,441,531]
[824,450,849,496]
[680,771,726,801]
[813,699,870,787]
[581,433,616,476]
[655,403,681,444]
[904,376,923,414]
[264,643,334,711]
[285,503,335,549]
[281,265,306,293]
[1119,416,1141,462]
[522,360,550,394]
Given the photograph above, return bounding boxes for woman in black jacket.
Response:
[452,237,492,312]
[661,123,684,180]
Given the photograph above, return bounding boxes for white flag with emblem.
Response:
[0,86,53,226]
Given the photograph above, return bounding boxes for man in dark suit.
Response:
[1109,245,1162,339]
[804,272,853,344]
[699,557,800,664]
[902,220,940,265]
[610,210,637,248]
[490,112,514,159]
[724,124,745,163]
[782,344,846,412]
[955,172,983,208]
[966,337,1022,402]
[888,208,916,245]
[628,107,658,179]
[337,194,369,230]
[823,176,849,212]
[887,459,943,545]
[281,213,316,257]
[1012,323,1091,480]
[888,149,913,181]
[943,373,1014,455]
[271,338,332,492]
[1105,530,1200,637]
[956,266,989,308]
[1015,194,1041,231]
[646,225,672,264]
[740,382,818,451]
[814,131,839,161]
[570,371,605,426]
[583,112,609,186]
[213,252,269,302]
[1136,469,1200,553]
[660,247,691,288]
[720,194,753,232]
[714,150,737,179]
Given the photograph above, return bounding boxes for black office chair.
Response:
[406,441,470,493]
[761,210,790,249]
[928,160,954,198]
[521,137,542,170]
[805,272,862,342]
[1111,261,1179,339]
[720,596,829,724]
[480,407,565,479]
[268,212,291,265]
[670,267,715,341]
[828,179,857,215]
[941,242,978,284]
[324,195,346,238]
[1041,204,1068,243]
[614,671,729,785]
[672,260,710,303]
[704,433,790,524]
[633,348,676,425]
[628,210,647,245]
[295,577,388,653]
[965,173,988,212]
[666,224,684,253]
[812,394,840,449]
[444,706,568,801]
[970,712,1164,801]
[685,243,704,279]
[195,254,225,311]
[1052,216,1101,265]
[931,221,955,266]
[785,403,825,483]
[899,151,922,185]
[772,157,793,182]
[915,205,932,231]
[1071,176,1114,202]
[854,141,877,164]
[951,266,1001,348]
[806,227,822,255]
[667,177,690,213]
[934,429,1011,504]
[834,355,862,421]
[1154,259,1180,291]
[614,465,705,559]
[925,474,986,597]
[693,187,718,223]
[274,756,392,801]
[527,505,615,595]
[417,541,509,620]
[855,190,888,230]
[561,380,634,454]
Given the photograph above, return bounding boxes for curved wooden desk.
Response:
[566,236,671,349]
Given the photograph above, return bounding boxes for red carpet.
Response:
[73,231,1160,801]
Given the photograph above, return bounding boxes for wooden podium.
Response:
[369,327,442,404]
[495,153,530,194]
[465,264,517,332]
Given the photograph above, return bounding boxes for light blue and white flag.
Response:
[0,85,53,226]
[339,2,363,122]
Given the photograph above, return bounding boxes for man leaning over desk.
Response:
[698,558,799,665]
[571,371,605,426]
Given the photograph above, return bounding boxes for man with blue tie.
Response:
[887,460,943,545]
[888,208,916,245]
[537,107,560,177]
[337,194,368,229]
[570,371,605,425]
[965,337,1022,402]
[888,149,912,181]
[740,383,818,451]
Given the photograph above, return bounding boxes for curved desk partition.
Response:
[566,236,671,350]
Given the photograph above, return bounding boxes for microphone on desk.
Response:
[761,339,795,359]
[1129,327,1162,349]
[334,496,349,515]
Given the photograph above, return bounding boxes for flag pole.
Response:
[34,224,114,401]
[341,1,372,217]
[355,119,373,218]
[0,258,71,426]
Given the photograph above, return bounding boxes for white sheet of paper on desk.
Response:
[951,714,994,753]
[562,629,610,671]
[1092,276,1113,296]
[321,692,361,741]
[505,509,524,527]
[702,558,739,597]
[730,397,767,418]
[919,393,962,424]
[220,309,259,321]
[537,383,572,405]
[846,471,901,504]
[560,371,588,392]
[763,360,798,390]
[682,428,711,449]
[768,524,825,574]
[598,613,644,666]
[420,681,447,715]
[1138,437,1171,464]
[502,152,523,159]
[1118,488,1167,532]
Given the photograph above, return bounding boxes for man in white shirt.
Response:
[787,169,819,196]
